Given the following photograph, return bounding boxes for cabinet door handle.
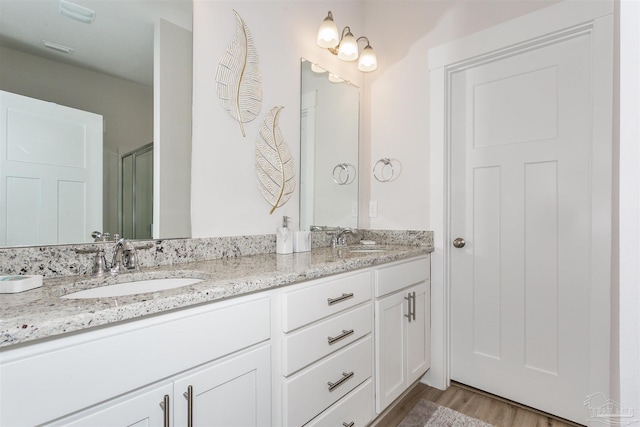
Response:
[183,385,193,427]
[327,292,354,306]
[328,329,355,345]
[404,293,413,322]
[343,422,355,427]
[160,394,170,427]
[327,371,354,391]
[412,291,416,321]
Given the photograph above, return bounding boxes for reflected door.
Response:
[0,91,102,246]
[121,144,152,239]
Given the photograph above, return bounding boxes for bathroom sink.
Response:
[61,278,204,299]
[348,246,387,253]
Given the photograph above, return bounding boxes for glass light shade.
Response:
[311,63,327,73]
[358,45,378,72]
[328,73,344,83]
[317,16,339,48]
[337,31,358,61]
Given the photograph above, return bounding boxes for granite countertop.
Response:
[0,244,432,349]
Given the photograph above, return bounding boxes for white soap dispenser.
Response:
[276,216,293,254]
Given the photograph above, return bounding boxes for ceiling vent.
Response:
[42,40,75,54]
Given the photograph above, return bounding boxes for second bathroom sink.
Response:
[60,277,204,299]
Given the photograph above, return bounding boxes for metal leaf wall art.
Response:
[215,10,262,137]
[256,107,295,214]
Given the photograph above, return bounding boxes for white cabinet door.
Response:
[375,281,429,413]
[47,383,172,427]
[375,288,408,412]
[407,282,430,385]
[173,344,271,427]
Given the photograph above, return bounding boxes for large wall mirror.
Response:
[0,0,192,247]
[300,59,359,231]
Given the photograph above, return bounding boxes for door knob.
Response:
[453,237,466,248]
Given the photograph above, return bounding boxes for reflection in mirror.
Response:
[0,0,192,247]
[300,59,359,231]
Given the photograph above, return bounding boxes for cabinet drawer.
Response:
[283,271,372,331]
[284,336,372,427]
[305,379,374,427]
[283,303,372,376]
[375,256,430,297]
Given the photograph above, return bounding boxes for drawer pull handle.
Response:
[412,291,416,321]
[328,371,354,391]
[160,394,170,427]
[404,292,416,322]
[183,385,193,427]
[343,422,355,427]
[328,329,355,345]
[327,292,354,306]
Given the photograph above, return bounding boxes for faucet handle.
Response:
[91,231,112,242]
[74,246,110,276]
[92,248,110,276]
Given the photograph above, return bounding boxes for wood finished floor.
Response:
[375,382,585,427]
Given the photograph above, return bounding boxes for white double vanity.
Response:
[0,239,431,426]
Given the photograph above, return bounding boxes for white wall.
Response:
[191,1,363,237]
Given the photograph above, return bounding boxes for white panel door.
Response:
[172,344,271,427]
[0,91,102,246]
[450,26,609,423]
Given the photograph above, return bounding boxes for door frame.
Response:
[426,1,613,415]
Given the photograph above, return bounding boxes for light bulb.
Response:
[317,12,339,48]
[358,44,377,72]
[337,31,358,61]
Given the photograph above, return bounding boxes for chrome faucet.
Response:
[110,235,140,274]
[333,227,357,247]
[76,232,153,276]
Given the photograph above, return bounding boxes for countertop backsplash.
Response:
[0,230,433,278]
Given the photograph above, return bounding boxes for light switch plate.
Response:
[369,201,378,218]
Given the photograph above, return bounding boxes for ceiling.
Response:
[0,0,192,86]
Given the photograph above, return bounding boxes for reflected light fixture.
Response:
[328,73,345,83]
[311,63,327,73]
[316,11,377,72]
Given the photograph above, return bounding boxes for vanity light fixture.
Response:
[59,0,96,24]
[316,11,378,72]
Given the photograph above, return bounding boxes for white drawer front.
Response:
[305,379,374,427]
[284,336,373,427]
[283,303,372,376]
[283,271,372,331]
[375,256,430,297]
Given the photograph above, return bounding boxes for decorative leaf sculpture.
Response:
[256,107,295,214]
[215,10,262,137]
